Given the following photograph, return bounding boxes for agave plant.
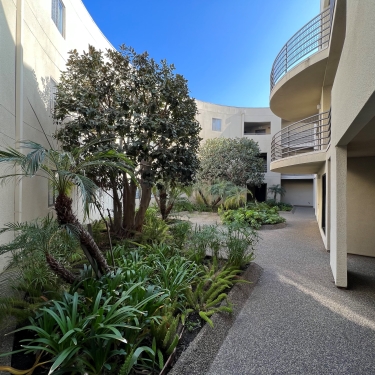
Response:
[0,140,133,280]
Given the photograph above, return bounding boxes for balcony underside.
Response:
[270,49,329,122]
[270,149,326,174]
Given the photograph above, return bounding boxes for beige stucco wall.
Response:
[196,100,282,197]
[281,180,313,206]
[347,156,375,257]
[331,1,375,147]
[0,0,114,271]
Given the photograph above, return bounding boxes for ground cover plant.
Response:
[219,202,286,229]
[0,208,257,375]
[265,199,293,211]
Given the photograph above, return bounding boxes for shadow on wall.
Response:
[0,2,110,238]
[220,113,242,138]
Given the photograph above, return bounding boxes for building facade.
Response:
[269,0,375,287]
[0,0,113,270]
[196,100,315,205]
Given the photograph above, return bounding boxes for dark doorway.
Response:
[322,174,326,233]
[248,183,267,202]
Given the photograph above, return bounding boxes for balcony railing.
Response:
[270,7,332,91]
[271,111,331,162]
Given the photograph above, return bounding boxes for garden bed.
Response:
[259,222,287,230]
[168,262,262,375]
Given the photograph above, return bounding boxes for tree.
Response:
[54,45,201,235]
[268,184,286,201]
[198,138,264,187]
[0,141,133,281]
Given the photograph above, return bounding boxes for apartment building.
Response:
[196,100,315,205]
[269,0,375,287]
[0,0,113,270]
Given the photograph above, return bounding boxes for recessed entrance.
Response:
[248,183,267,202]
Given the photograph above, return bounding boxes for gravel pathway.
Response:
[206,206,375,375]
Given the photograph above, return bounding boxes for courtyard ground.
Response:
[172,207,375,375]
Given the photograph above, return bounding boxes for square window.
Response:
[52,0,65,36]
[212,118,221,132]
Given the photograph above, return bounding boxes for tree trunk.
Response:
[46,253,77,284]
[198,189,210,207]
[134,179,152,232]
[54,193,110,275]
[110,176,123,233]
[158,186,168,220]
[123,177,137,236]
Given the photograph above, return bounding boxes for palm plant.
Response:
[267,184,286,201]
[0,141,133,280]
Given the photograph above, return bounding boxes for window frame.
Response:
[51,0,65,37]
[212,118,222,132]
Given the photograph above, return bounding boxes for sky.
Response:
[81,0,320,108]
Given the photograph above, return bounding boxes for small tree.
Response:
[0,141,133,281]
[54,45,201,236]
[268,184,286,201]
[198,138,264,187]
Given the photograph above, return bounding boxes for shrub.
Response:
[137,207,171,244]
[265,199,293,211]
[2,284,164,375]
[219,205,286,229]
[223,222,258,268]
[186,224,223,264]
[168,221,192,250]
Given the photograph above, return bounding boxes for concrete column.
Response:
[329,146,347,287]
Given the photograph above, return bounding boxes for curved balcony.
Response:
[270,8,331,90]
[270,111,331,174]
[270,8,332,121]
[271,111,331,161]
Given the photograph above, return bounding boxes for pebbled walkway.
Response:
[207,207,375,375]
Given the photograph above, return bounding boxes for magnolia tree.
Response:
[54,45,201,235]
[197,138,264,205]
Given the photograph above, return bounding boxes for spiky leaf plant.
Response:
[0,140,133,279]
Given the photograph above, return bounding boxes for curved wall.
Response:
[196,100,282,199]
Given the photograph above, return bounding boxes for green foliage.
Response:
[149,254,200,310]
[186,264,243,328]
[0,216,79,290]
[198,138,264,187]
[172,196,211,212]
[153,182,193,221]
[219,204,286,229]
[150,312,181,370]
[267,184,286,201]
[185,224,224,264]
[54,45,202,234]
[137,207,171,245]
[168,221,192,249]
[265,199,293,211]
[186,225,219,264]
[192,180,250,210]
[2,287,150,374]
[223,223,258,268]
[0,217,81,328]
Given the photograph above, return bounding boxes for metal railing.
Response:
[270,7,332,91]
[271,110,331,162]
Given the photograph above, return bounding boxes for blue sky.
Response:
[82,1,320,108]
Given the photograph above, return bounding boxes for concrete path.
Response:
[207,207,375,375]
